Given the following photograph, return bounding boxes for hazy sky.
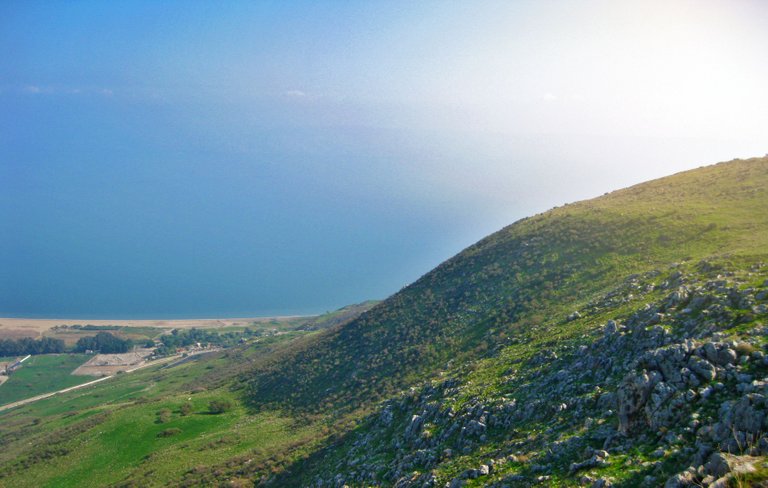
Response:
[2,1,767,317]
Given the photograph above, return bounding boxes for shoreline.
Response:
[0,315,316,337]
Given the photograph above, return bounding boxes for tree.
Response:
[0,337,65,356]
[75,332,132,354]
[179,402,193,416]
[156,408,172,424]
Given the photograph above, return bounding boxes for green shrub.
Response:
[179,402,193,416]
[156,408,172,424]
[208,399,233,414]
[157,428,182,438]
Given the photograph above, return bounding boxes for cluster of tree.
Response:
[55,324,121,331]
[154,328,255,356]
[0,337,66,356]
[74,332,133,354]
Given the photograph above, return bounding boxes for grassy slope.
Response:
[0,333,331,488]
[247,157,768,413]
[267,156,768,486]
[299,301,381,330]
[0,354,92,405]
[0,156,766,487]
[0,304,374,488]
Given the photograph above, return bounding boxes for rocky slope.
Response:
[249,156,768,487]
[291,264,768,487]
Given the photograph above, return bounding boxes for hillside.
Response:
[1,156,767,487]
[248,156,768,486]
[247,157,768,412]
[298,301,381,331]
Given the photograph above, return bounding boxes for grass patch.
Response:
[0,354,92,405]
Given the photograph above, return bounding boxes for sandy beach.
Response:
[0,316,309,339]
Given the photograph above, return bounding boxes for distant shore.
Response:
[0,315,313,339]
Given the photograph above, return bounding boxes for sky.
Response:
[1,0,767,318]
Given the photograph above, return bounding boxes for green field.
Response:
[44,326,167,347]
[0,335,327,487]
[13,391,316,488]
[0,354,92,405]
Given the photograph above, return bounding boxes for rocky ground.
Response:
[298,261,768,487]
[73,350,154,376]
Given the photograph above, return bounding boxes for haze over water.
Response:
[2,1,767,318]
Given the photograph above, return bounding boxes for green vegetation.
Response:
[74,332,133,354]
[154,328,255,356]
[156,408,172,424]
[0,337,66,356]
[58,324,123,331]
[179,402,192,416]
[0,333,328,488]
[157,427,182,438]
[1,157,766,487]
[298,301,380,330]
[247,158,768,414]
[0,354,92,405]
[46,325,167,348]
[207,399,233,414]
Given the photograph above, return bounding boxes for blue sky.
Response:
[2,1,767,317]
